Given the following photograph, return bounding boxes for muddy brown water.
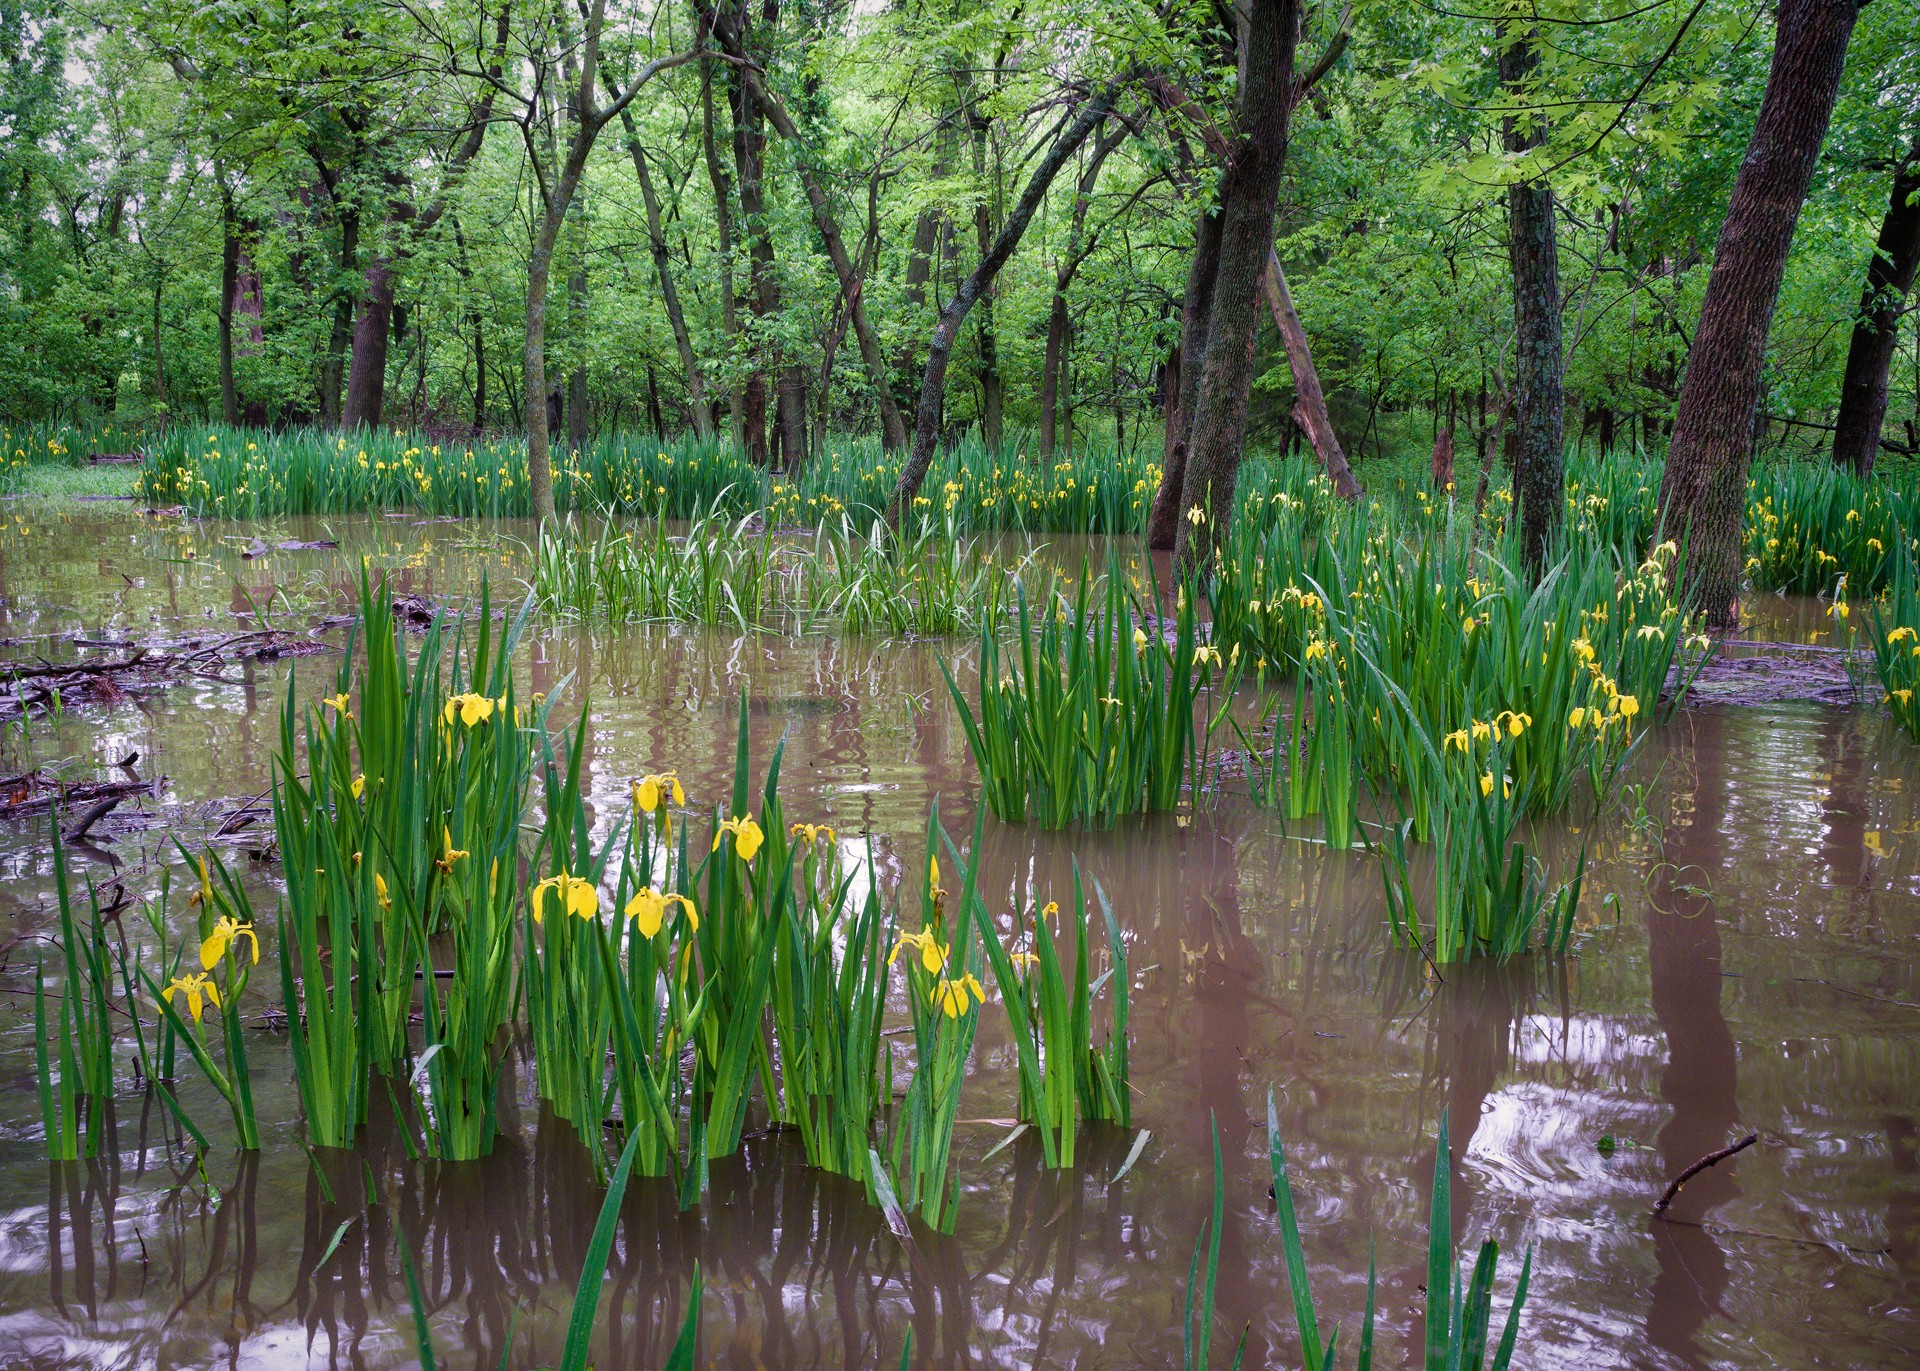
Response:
[0,502,1915,1369]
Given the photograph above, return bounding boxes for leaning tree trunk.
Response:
[1260,250,1360,499]
[883,85,1119,525]
[1499,25,1566,576]
[1831,137,1920,476]
[1173,0,1302,569]
[1146,207,1223,549]
[1656,0,1862,627]
[617,100,715,438]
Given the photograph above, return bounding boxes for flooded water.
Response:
[0,500,1916,1370]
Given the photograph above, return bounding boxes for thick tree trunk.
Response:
[1146,208,1223,549]
[1500,27,1566,575]
[884,85,1119,525]
[1657,0,1861,627]
[701,57,746,448]
[344,259,395,428]
[616,101,714,438]
[1831,138,1920,476]
[1173,0,1302,569]
[1260,250,1360,499]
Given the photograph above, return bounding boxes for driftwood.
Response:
[1654,1132,1758,1214]
[0,630,329,720]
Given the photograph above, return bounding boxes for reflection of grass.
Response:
[1185,1099,1532,1371]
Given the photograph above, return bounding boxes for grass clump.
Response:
[530,509,1039,636]
[948,570,1234,828]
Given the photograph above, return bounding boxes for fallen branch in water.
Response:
[1655,1132,1758,1214]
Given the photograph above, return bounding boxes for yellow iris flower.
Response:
[162,972,221,1024]
[712,815,764,862]
[531,871,600,923]
[634,772,686,813]
[443,692,498,727]
[890,929,948,974]
[932,973,987,1018]
[199,915,259,970]
[624,887,698,938]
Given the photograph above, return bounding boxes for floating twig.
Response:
[1655,1132,1758,1214]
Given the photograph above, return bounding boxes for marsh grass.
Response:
[34,826,115,1161]
[530,507,1042,635]
[950,569,1234,828]
[139,425,1160,533]
[973,865,1130,1167]
[1186,1096,1530,1371]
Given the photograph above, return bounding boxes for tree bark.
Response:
[700,55,746,448]
[883,84,1120,525]
[725,30,776,465]
[1831,136,1920,476]
[1146,207,1223,549]
[344,258,396,428]
[616,100,715,438]
[1499,25,1566,575]
[1173,0,1302,569]
[1656,0,1862,626]
[1260,250,1360,499]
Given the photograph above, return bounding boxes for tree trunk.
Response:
[729,46,777,465]
[1500,26,1566,575]
[219,187,240,426]
[616,100,714,438]
[344,259,395,428]
[526,218,562,520]
[1147,208,1223,549]
[1260,250,1360,499]
[319,202,359,427]
[1173,0,1302,569]
[1657,0,1862,626]
[1831,137,1920,476]
[898,112,957,393]
[884,85,1119,524]
[971,113,1004,454]
[725,60,909,451]
[1040,121,1123,461]
[151,277,166,415]
[701,56,746,448]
